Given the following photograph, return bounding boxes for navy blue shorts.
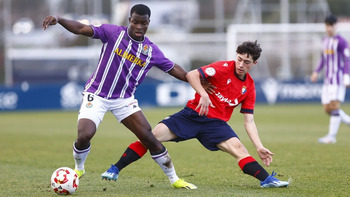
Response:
[160,107,238,151]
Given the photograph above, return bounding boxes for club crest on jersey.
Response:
[86,102,93,108]
[223,63,228,67]
[205,67,216,76]
[241,86,247,95]
[142,45,149,55]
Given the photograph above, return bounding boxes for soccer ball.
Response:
[51,167,79,195]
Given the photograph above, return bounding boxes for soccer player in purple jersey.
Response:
[42,4,196,188]
[311,15,350,144]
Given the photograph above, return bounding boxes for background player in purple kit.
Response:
[310,15,350,144]
[103,41,289,188]
[42,4,196,189]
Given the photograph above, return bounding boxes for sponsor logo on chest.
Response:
[215,92,238,106]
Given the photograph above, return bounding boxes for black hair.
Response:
[130,4,151,18]
[236,40,262,61]
[325,15,337,25]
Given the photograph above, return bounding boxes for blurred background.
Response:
[0,0,350,110]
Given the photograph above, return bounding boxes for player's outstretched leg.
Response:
[101,164,119,181]
[151,147,197,189]
[238,156,289,188]
[101,141,147,181]
[260,171,289,188]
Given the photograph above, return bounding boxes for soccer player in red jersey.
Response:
[102,41,289,188]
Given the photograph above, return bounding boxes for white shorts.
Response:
[78,93,141,128]
[321,84,346,104]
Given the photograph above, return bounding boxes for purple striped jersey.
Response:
[84,24,175,99]
[316,34,350,85]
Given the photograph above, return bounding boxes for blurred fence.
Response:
[2,79,348,111]
[227,23,350,81]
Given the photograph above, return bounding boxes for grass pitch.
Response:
[1,103,350,196]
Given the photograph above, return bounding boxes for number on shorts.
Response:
[87,94,94,102]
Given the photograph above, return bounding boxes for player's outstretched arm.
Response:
[243,113,274,167]
[42,15,93,37]
[168,64,187,82]
[42,15,58,29]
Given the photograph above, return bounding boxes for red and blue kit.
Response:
[161,60,256,151]
[186,60,256,122]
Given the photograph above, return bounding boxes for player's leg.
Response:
[319,101,340,144]
[339,108,350,125]
[116,141,146,172]
[103,106,196,188]
[150,123,197,189]
[326,101,341,137]
[319,84,345,143]
[101,98,155,181]
[336,86,350,125]
[74,93,105,178]
[73,119,95,178]
[122,112,196,188]
[217,138,270,181]
[104,122,179,177]
[101,140,147,181]
[101,123,183,185]
[149,123,197,189]
[101,108,155,181]
[217,138,288,188]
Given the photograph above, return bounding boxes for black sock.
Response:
[238,156,269,181]
[242,161,269,181]
[114,141,147,171]
[114,148,140,171]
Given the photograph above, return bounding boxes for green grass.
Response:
[1,104,350,196]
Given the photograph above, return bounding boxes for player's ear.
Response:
[253,61,258,65]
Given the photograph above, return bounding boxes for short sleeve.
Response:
[153,45,175,72]
[91,24,123,43]
[197,62,221,79]
[240,83,256,114]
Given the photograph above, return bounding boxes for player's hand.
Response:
[257,147,274,167]
[201,79,217,94]
[310,72,318,83]
[344,74,350,87]
[195,94,215,116]
[42,15,58,30]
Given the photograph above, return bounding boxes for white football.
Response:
[51,167,79,195]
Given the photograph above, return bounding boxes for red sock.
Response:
[238,156,269,181]
[129,141,147,157]
[114,141,147,171]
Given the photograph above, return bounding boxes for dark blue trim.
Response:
[240,108,254,114]
[198,68,207,79]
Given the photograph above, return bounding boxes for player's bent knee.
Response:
[152,123,175,142]
[139,135,162,151]
[218,138,248,157]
